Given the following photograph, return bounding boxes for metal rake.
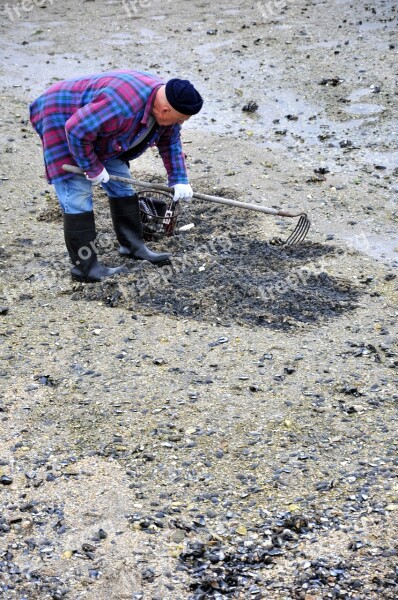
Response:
[62,164,311,245]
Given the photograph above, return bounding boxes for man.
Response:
[30,70,203,282]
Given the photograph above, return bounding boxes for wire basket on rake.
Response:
[138,189,181,241]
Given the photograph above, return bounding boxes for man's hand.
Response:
[173,183,193,201]
[85,167,110,185]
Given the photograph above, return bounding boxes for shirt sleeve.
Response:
[65,92,125,178]
[156,125,189,186]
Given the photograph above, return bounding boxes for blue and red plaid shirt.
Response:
[29,70,189,185]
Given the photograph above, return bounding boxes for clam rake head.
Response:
[284,213,311,245]
[270,213,311,246]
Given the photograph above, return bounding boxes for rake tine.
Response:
[284,214,311,245]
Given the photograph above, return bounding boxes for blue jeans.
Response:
[53,158,135,214]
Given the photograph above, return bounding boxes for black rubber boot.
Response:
[63,212,127,282]
[108,195,171,265]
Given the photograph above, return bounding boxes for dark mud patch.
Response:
[7,193,362,329]
[37,205,63,223]
[36,190,63,223]
[70,234,362,330]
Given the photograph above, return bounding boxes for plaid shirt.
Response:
[29,70,189,185]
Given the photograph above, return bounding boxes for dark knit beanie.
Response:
[165,78,203,115]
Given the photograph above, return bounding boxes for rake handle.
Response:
[62,164,301,218]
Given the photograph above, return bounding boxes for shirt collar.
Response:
[141,83,163,125]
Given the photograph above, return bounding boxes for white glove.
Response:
[86,167,110,185]
[173,183,193,201]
